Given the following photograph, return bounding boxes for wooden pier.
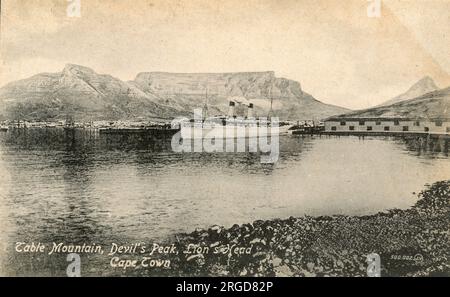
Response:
[98,127,179,135]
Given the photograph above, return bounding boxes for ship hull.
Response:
[180,124,292,139]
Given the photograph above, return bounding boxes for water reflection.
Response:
[0,129,448,275]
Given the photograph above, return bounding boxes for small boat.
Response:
[0,126,8,132]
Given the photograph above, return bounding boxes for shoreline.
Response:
[3,181,448,277]
[150,180,449,277]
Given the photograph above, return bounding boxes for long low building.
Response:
[324,117,450,134]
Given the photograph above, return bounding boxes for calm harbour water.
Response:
[0,129,448,275]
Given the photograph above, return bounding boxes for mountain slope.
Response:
[0,64,349,121]
[377,76,439,107]
[0,64,181,120]
[132,71,349,120]
[333,87,450,119]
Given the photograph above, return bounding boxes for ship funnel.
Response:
[228,101,236,118]
[247,103,254,118]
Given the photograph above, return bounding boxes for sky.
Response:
[0,0,449,109]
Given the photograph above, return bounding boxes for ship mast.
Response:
[202,86,209,119]
[64,104,75,128]
[268,86,273,119]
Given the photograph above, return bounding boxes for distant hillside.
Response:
[376,76,439,107]
[0,64,349,121]
[332,87,450,119]
[0,64,181,121]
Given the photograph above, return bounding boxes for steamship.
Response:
[179,98,294,139]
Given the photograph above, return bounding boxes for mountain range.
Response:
[0,64,349,121]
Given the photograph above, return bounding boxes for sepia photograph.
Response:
[0,0,448,285]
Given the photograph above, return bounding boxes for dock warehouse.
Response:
[324,117,450,134]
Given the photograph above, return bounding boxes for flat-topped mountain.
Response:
[0,64,349,121]
[131,71,349,119]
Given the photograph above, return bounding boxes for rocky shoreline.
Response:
[148,180,449,277]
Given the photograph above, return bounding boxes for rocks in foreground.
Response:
[152,180,449,277]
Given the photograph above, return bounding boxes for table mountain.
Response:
[0,64,349,121]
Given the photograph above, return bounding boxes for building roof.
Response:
[324,116,450,122]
